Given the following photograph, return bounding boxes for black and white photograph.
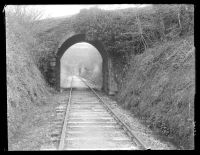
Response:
[5,4,195,150]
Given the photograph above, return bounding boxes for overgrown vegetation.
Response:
[6,5,55,148]
[118,36,195,149]
[71,4,194,87]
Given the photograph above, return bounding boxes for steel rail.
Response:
[80,77,147,150]
[58,77,73,150]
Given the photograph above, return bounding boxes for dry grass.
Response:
[8,103,56,150]
[8,93,68,150]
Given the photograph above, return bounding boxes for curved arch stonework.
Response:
[55,34,110,93]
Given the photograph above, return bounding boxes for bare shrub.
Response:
[5,5,43,30]
[5,5,50,67]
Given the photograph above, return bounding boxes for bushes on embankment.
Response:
[72,5,194,87]
[118,36,195,149]
[6,6,52,144]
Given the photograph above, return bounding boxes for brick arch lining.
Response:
[55,34,109,92]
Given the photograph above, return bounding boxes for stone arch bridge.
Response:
[48,33,118,95]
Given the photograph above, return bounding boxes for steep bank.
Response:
[117,35,195,149]
[6,9,53,148]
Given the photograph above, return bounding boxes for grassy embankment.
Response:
[118,35,195,149]
[6,6,63,150]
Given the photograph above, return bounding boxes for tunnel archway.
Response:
[55,34,109,92]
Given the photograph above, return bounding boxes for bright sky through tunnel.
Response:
[60,42,103,89]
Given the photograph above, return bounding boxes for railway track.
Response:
[51,76,146,150]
